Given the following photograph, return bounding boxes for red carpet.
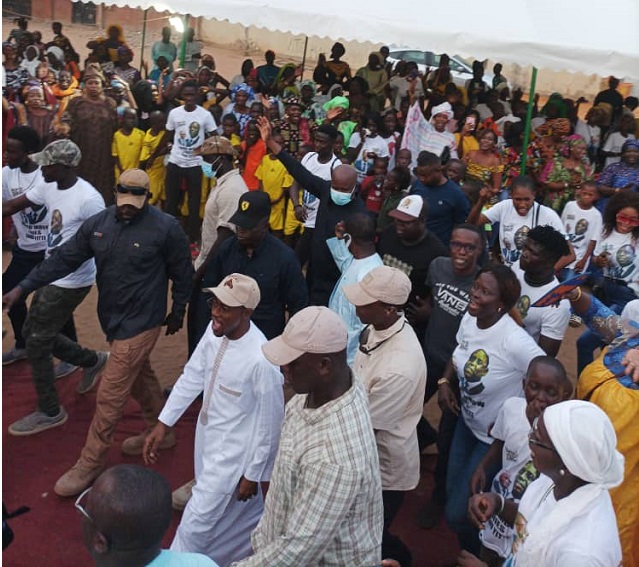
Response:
[2,360,459,567]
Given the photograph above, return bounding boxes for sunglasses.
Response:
[528,417,558,453]
[116,184,147,196]
[450,241,478,253]
[616,213,639,227]
[75,487,93,523]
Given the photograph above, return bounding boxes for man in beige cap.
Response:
[2,138,107,436]
[343,265,426,567]
[144,273,284,566]
[4,168,193,497]
[233,306,383,566]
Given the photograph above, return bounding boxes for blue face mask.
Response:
[201,156,222,179]
[330,187,354,206]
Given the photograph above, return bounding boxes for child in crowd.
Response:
[360,156,388,216]
[377,166,412,232]
[255,131,294,239]
[603,114,637,168]
[446,158,466,185]
[112,107,144,181]
[347,111,390,183]
[240,120,267,190]
[221,114,242,151]
[139,110,168,207]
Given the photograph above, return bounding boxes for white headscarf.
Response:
[430,101,453,121]
[514,400,624,566]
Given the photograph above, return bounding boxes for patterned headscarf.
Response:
[230,82,254,102]
[622,138,639,153]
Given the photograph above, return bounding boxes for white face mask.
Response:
[330,185,355,206]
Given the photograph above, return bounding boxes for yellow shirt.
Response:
[255,156,293,203]
[112,128,145,174]
[140,129,167,204]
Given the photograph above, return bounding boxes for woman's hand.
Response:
[438,382,460,415]
[467,492,500,530]
[622,348,639,384]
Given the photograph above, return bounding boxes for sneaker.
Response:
[172,479,196,511]
[569,314,583,328]
[77,352,109,394]
[121,429,176,456]
[54,461,104,498]
[8,407,68,436]
[54,361,79,380]
[2,347,27,366]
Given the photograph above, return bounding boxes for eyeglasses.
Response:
[116,184,147,196]
[616,213,639,227]
[450,241,478,253]
[75,487,93,523]
[528,417,558,453]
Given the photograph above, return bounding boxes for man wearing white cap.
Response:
[144,273,285,567]
[234,306,383,566]
[4,168,193,497]
[344,266,426,567]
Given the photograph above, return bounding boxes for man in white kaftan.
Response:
[143,274,285,567]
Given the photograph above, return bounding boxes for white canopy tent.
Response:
[92,0,638,79]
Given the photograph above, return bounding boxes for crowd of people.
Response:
[2,16,639,567]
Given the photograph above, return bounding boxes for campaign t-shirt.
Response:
[483,200,565,266]
[453,313,544,443]
[300,152,340,229]
[26,178,105,289]
[2,166,49,252]
[511,261,570,343]
[561,201,602,270]
[423,257,476,367]
[595,229,639,285]
[348,132,390,182]
[166,105,217,168]
[481,397,538,558]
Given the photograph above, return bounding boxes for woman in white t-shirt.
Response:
[346,111,390,183]
[438,265,544,555]
[463,357,572,564]
[576,191,639,374]
[468,175,566,266]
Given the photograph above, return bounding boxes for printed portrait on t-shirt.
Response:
[511,460,539,500]
[514,225,530,250]
[21,203,47,226]
[575,218,588,237]
[47,209,63,248]
[517,295,531,320]
[612,244,637,280]
[512,512,529,555]
[463,348,489,394]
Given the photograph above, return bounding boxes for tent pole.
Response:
[179,14,189,68]
[300,36,309,80]
[139,8,148,71]
[521,66,538,174]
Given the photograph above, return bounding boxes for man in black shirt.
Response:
[3,169,193,497]
[257,116,369,306]
[594,76,624,124]
[198,191,308,342]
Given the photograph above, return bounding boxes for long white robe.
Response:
[159,322,285,567]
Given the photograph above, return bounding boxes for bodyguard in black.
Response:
[256,116,369,306]
[198,191,308,342]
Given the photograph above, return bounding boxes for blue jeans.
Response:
[576,279,637,375]
[445,417,496,554]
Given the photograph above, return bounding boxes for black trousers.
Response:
[165,162,203,243]
[382,490,412,567]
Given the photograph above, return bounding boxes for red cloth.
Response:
[241,139,267,190]
[360,175,385,214]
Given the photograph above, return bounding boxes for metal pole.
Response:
[179,14,189,68]
[300,36,309,80]
[521,66,538,174]
[139,8,148,71]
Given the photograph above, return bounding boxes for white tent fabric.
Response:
[93,0,638,79]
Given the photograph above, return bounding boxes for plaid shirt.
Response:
[234,379,383,566]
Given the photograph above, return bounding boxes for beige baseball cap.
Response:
[262,306,347,365]
[116,169,149,209]
[204,273,260,309]
[343,265,412,306]
[388,195,424,222]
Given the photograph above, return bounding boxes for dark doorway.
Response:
[72,1,96,25]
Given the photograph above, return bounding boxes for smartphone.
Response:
[362,128,372,137]
[465,116,477,129]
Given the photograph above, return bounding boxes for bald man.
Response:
[257,117,369,306]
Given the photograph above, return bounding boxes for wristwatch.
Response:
[437,377,450,387]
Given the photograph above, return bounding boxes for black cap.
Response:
[229,191,271,229]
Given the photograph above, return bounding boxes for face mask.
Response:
[330,187,354,206]
[201,156,222,179]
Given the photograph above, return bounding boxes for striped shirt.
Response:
[234,379,383,566]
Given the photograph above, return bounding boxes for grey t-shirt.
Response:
[423,257,476,367]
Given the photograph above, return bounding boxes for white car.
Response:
[386,49,496,90]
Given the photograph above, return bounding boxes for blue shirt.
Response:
[147,549,218,566]
[410,179,469,246]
